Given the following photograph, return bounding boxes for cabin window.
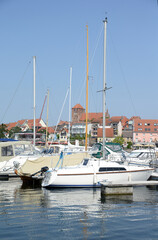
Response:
[1,145,14,157]
[83,159,89,165]
[99,167,126,172]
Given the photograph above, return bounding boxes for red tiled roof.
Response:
[37,126,55,134]
[110,116,123,122]
[130,116,141,120]
[80,113,103,122]
[27,119,40,128]
[121,116,129,127]
[47,127,55,134]
[7,120,26,130]
[72,104,85,109]
[6,119,43,131]
[97,127,114,138]
[58,120,69,126]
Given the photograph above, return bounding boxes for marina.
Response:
[0,1,158,239]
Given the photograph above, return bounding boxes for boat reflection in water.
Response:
[1,179,158,207]
[1,179,158,240]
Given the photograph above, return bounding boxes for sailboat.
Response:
[42,19,154,188]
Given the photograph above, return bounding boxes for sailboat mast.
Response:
[46,89,49,147]
[85,25,89,151]
[68,67,72,144]
[103,18,107,159]
[33,56,36,147]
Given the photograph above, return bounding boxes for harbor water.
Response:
[0,178,158,239]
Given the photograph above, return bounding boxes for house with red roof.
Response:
[6,118,47,144]
[97,127,114,143]
[58,128,69,143]
[7,119,46,132]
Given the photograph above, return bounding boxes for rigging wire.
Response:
[78,25,103,106]
[108,28,138,116]
[1,60,32,123]
[54,88,69,134]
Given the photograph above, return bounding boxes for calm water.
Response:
[0,179,158,239]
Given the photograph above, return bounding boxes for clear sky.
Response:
[0,0,157,126]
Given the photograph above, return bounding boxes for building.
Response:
[71,122,91,137]
[97,127,114,143]
[72,104,85,123]
[58,128,69,143]
[133,119,158,144]
[122,116,140,144]
[6,118,50,144]
[108,116,128,136]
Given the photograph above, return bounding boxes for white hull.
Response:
[42,159,154,188]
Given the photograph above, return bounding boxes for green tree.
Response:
[9,126,21,138]
[37,128,50,138]
[113,136,124,146]
[0,124,8,138]
[127,141,132,149]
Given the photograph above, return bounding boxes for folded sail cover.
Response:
[17,152,90,176]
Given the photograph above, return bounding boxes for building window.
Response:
[154,123,157,126]
[136,133,138,136]
[138,128,142,131]
[145,123,147,126]
[143,138,145,142]
[138,123,142,126]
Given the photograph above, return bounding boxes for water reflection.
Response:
[1,179,158,207]
[1,179,158,239]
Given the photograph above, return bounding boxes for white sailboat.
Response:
[42,19,154,188]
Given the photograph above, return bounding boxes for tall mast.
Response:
[103,18,107,159]
[85,25,88,151]
[46,89,49,147]
[68,67,72,144]
[33,56,36,147]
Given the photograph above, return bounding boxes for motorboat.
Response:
[91,142,128,163]
[0,140,41,177]
[41,156,154,188]
[125,149,158,167]
[47,141,91,155]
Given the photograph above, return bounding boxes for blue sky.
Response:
[0,0,157,126]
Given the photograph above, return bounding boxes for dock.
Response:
[101,180,158,195]
[0,172,9,181]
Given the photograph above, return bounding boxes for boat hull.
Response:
[42,167,154,188]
